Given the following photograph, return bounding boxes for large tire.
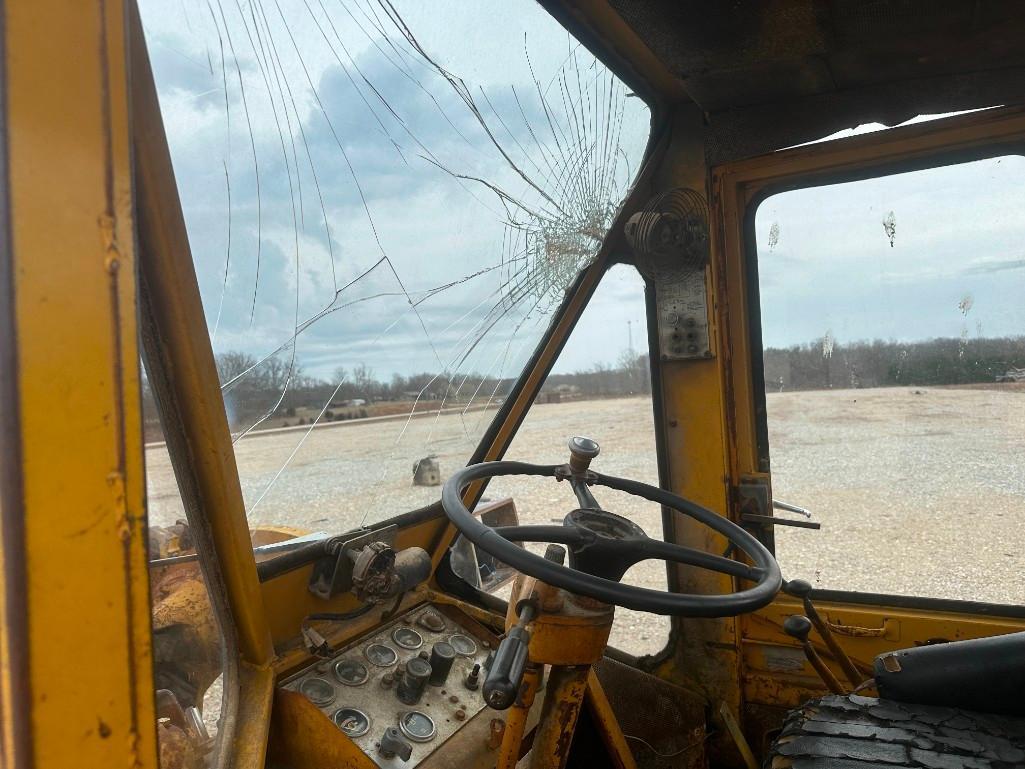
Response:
[767,694,1025,768]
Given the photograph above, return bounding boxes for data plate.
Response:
[655,268,712,360]
[281,605,492,768]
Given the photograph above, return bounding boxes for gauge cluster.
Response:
[282,604,492,768]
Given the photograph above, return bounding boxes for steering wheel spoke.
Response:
[631,538,765,581]
[493,525,590,547]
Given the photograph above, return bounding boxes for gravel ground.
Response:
[147,386,1025,657]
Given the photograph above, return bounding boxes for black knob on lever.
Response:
[783,614,812,642]
[483,601,536,710]
[784,614,844,695]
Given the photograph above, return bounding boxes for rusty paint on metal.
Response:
[826,617,896,639]
[528,665,589,769]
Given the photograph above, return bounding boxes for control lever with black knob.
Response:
[783,614,844,694]
[784,578,862,689]
[483,598,536,710]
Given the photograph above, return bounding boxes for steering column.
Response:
[441,437,782,769]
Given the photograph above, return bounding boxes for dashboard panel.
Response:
[281,604,496,767]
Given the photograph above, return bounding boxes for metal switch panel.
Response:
[655,268,711,360]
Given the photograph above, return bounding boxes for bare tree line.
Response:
[144,333,1022,441]
[763,335,1025,391]
[142,348,652,440]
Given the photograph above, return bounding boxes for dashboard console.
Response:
[281,603,498,767]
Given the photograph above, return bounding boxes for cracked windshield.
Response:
[755,154,1025,603]
[139,1,650,533]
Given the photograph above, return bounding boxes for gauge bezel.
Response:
[333,658,370,686]
[298,677,336,707]
[447,633,478,657]
[363,643,399,667]
[332,707,371,738]
[398,710,437,743]
[391,626,424,650]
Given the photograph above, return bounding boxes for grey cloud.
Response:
[962,257,1025,275]
[143,1,649,385]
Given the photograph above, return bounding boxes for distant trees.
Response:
[763,335,1025,391]
[542,352,651,397]
[141,333,1025,442]
[141,346,655,440]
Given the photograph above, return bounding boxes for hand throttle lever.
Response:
[483,598,537,710]
[784,579,862,689]
[784,614,844,695]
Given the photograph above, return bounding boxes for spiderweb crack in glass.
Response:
[139,0,650,526]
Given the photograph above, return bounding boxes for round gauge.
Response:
[298,677,335,707]
[398,710,437,743]
[364,643,398,667]
[333,658,369,687]
[391,626,424,650]
[417,610,446,632]
[332,707,371,738]
[448,634,477,657]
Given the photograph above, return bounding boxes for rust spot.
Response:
[486,718,505,750]
[881,653,901,673]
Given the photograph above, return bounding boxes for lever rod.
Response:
[784,579,862,689]
[773,499,812,518]
[784,615,844,695]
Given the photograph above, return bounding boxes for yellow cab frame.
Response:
[2,2,1024,769]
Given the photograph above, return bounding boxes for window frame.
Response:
[713,104,1025,613]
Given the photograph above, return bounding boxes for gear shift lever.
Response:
[784,615,844,694]
[784,579,862,689]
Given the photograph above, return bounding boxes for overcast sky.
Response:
[755,151,1025,350]
[139,0,651,384]
[140,2,1024,390]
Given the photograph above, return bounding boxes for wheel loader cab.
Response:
[3,2,1025,769]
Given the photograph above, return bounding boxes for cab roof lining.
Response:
[555,0,1025,163]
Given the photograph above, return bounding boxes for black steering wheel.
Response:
[442,438,781,617]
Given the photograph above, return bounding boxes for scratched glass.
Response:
[139,0,649,532]
[754,154,1025,603]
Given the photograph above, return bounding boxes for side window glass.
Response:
[753,155,1025,602]
[455,264,670,656]
[144,370,228,768]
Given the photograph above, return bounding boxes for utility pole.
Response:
[627,320,634,356]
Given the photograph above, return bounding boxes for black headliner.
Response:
[571,1,1025,162]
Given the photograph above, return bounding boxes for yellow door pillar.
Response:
[0,2,157,768]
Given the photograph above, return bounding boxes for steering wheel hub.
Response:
[560,509,649,582]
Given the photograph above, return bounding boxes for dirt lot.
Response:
[147,386,1025,657]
